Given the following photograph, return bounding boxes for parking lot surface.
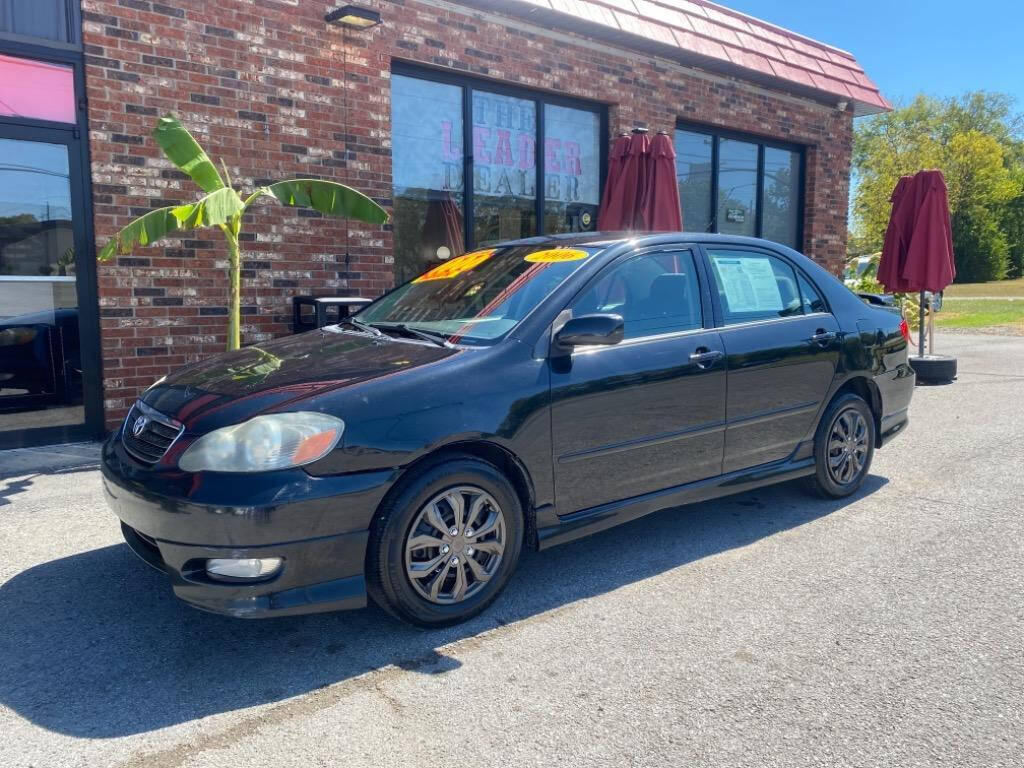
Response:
[1,333,1022,767]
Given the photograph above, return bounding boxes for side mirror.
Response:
[553,313,624,351]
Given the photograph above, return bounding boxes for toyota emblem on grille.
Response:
[132,415,148,437]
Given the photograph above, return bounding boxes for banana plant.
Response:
[98,115,388,350]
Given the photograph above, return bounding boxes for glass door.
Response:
[0,122,100,446]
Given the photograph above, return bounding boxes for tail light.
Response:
[899,317,911,343]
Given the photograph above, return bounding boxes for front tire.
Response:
[366,456,524,627]
[804,393,875,499]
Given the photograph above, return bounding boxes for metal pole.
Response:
[919,290,926,357]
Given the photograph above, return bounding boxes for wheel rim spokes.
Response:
[827,408,869,485]
[404,485,506,605]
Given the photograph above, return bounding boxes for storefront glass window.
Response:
[543,104,600,235]
[674,130,713,232]
[391,74,465,284]
[716,139,758,238]
[472,91,537,246]
[0,54,75,123]
[0,0,76,44]
[390,68,604,280]
[762,147,801,249]
[674,126,803,248]
[0,137,84,433]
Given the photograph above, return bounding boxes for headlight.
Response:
[178,412,344,473]
[0,327,37,347]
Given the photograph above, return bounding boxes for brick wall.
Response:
[82,0,853,428]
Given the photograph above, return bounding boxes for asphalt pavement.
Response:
[1,333,1021,767]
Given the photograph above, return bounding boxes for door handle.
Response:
[808,329,837,346]
[689,348,723,369]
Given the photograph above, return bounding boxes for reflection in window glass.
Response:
[0,54,75,123]
[391,74,465,284]
[674,130,713,232]
[716,139,758,237]
[543,104,600,235]
[762,147,801,249]
[0,0,73,44]
[357,245,598,344]
[0,137,84,432]
[472,90,537,246]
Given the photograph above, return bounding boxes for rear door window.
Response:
[706,249,804,325]
[797,273,828,314]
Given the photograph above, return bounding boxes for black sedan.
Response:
[102,233,914,626]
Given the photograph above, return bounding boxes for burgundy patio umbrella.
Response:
[878,169,957,382]
[597,129,650,230]
[644,130,683,231]
[596,134,630,230]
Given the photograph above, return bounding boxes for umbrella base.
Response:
[910,355,957,384]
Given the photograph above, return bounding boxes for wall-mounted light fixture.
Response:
[325,4,381,29]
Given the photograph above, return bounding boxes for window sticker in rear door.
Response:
[711,256,783,313]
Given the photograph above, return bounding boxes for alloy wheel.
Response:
[404,485,507,604]
[827,408,869,485]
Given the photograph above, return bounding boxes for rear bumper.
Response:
[874,361,915,447]
[102,435,395,618]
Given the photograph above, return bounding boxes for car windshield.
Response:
[355,244,604,345]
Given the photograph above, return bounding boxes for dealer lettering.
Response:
[438,94,585,202]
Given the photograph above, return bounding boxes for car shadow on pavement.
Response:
[0,475,887,738]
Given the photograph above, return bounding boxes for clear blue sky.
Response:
[724,0,1024,110]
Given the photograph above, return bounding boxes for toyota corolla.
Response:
[102,233,914,626]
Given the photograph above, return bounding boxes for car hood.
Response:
[141,329,459,430]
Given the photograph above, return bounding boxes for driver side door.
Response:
[549,248,727,515]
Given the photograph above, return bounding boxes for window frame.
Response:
[566,245,713,345]
[698,244,832,330]
[675,121,805,250]
[391,61,608,253]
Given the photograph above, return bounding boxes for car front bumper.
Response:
[102,435,396,618]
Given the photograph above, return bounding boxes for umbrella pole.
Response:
[918,290,926,356]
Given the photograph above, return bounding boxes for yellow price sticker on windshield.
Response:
[524,248,590,263]
[413,249,496,282]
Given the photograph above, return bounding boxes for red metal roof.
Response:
[465,0,890,115]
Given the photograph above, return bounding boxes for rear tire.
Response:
[365,455,524,627]
[804,393,875,499]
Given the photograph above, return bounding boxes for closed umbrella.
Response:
[644,131,683,231]
[596,134,629,230]
[598,129,650,230]
[878,169,957,382]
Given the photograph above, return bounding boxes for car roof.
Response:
[492,231,801,256]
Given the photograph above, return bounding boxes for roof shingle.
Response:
[464,0,890,114]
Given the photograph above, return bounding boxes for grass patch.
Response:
[934,298,1024,331]
[944,278,1024,298]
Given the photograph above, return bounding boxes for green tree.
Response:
[98,116,388,350]
[851,92,1023,282]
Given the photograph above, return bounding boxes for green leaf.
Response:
[97,206,188,261]
[257,179,388,225]
[171,187,245,229]
[97,188,245,261]
[153,115,225,194]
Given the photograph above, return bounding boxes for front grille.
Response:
[122,401,184,464]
